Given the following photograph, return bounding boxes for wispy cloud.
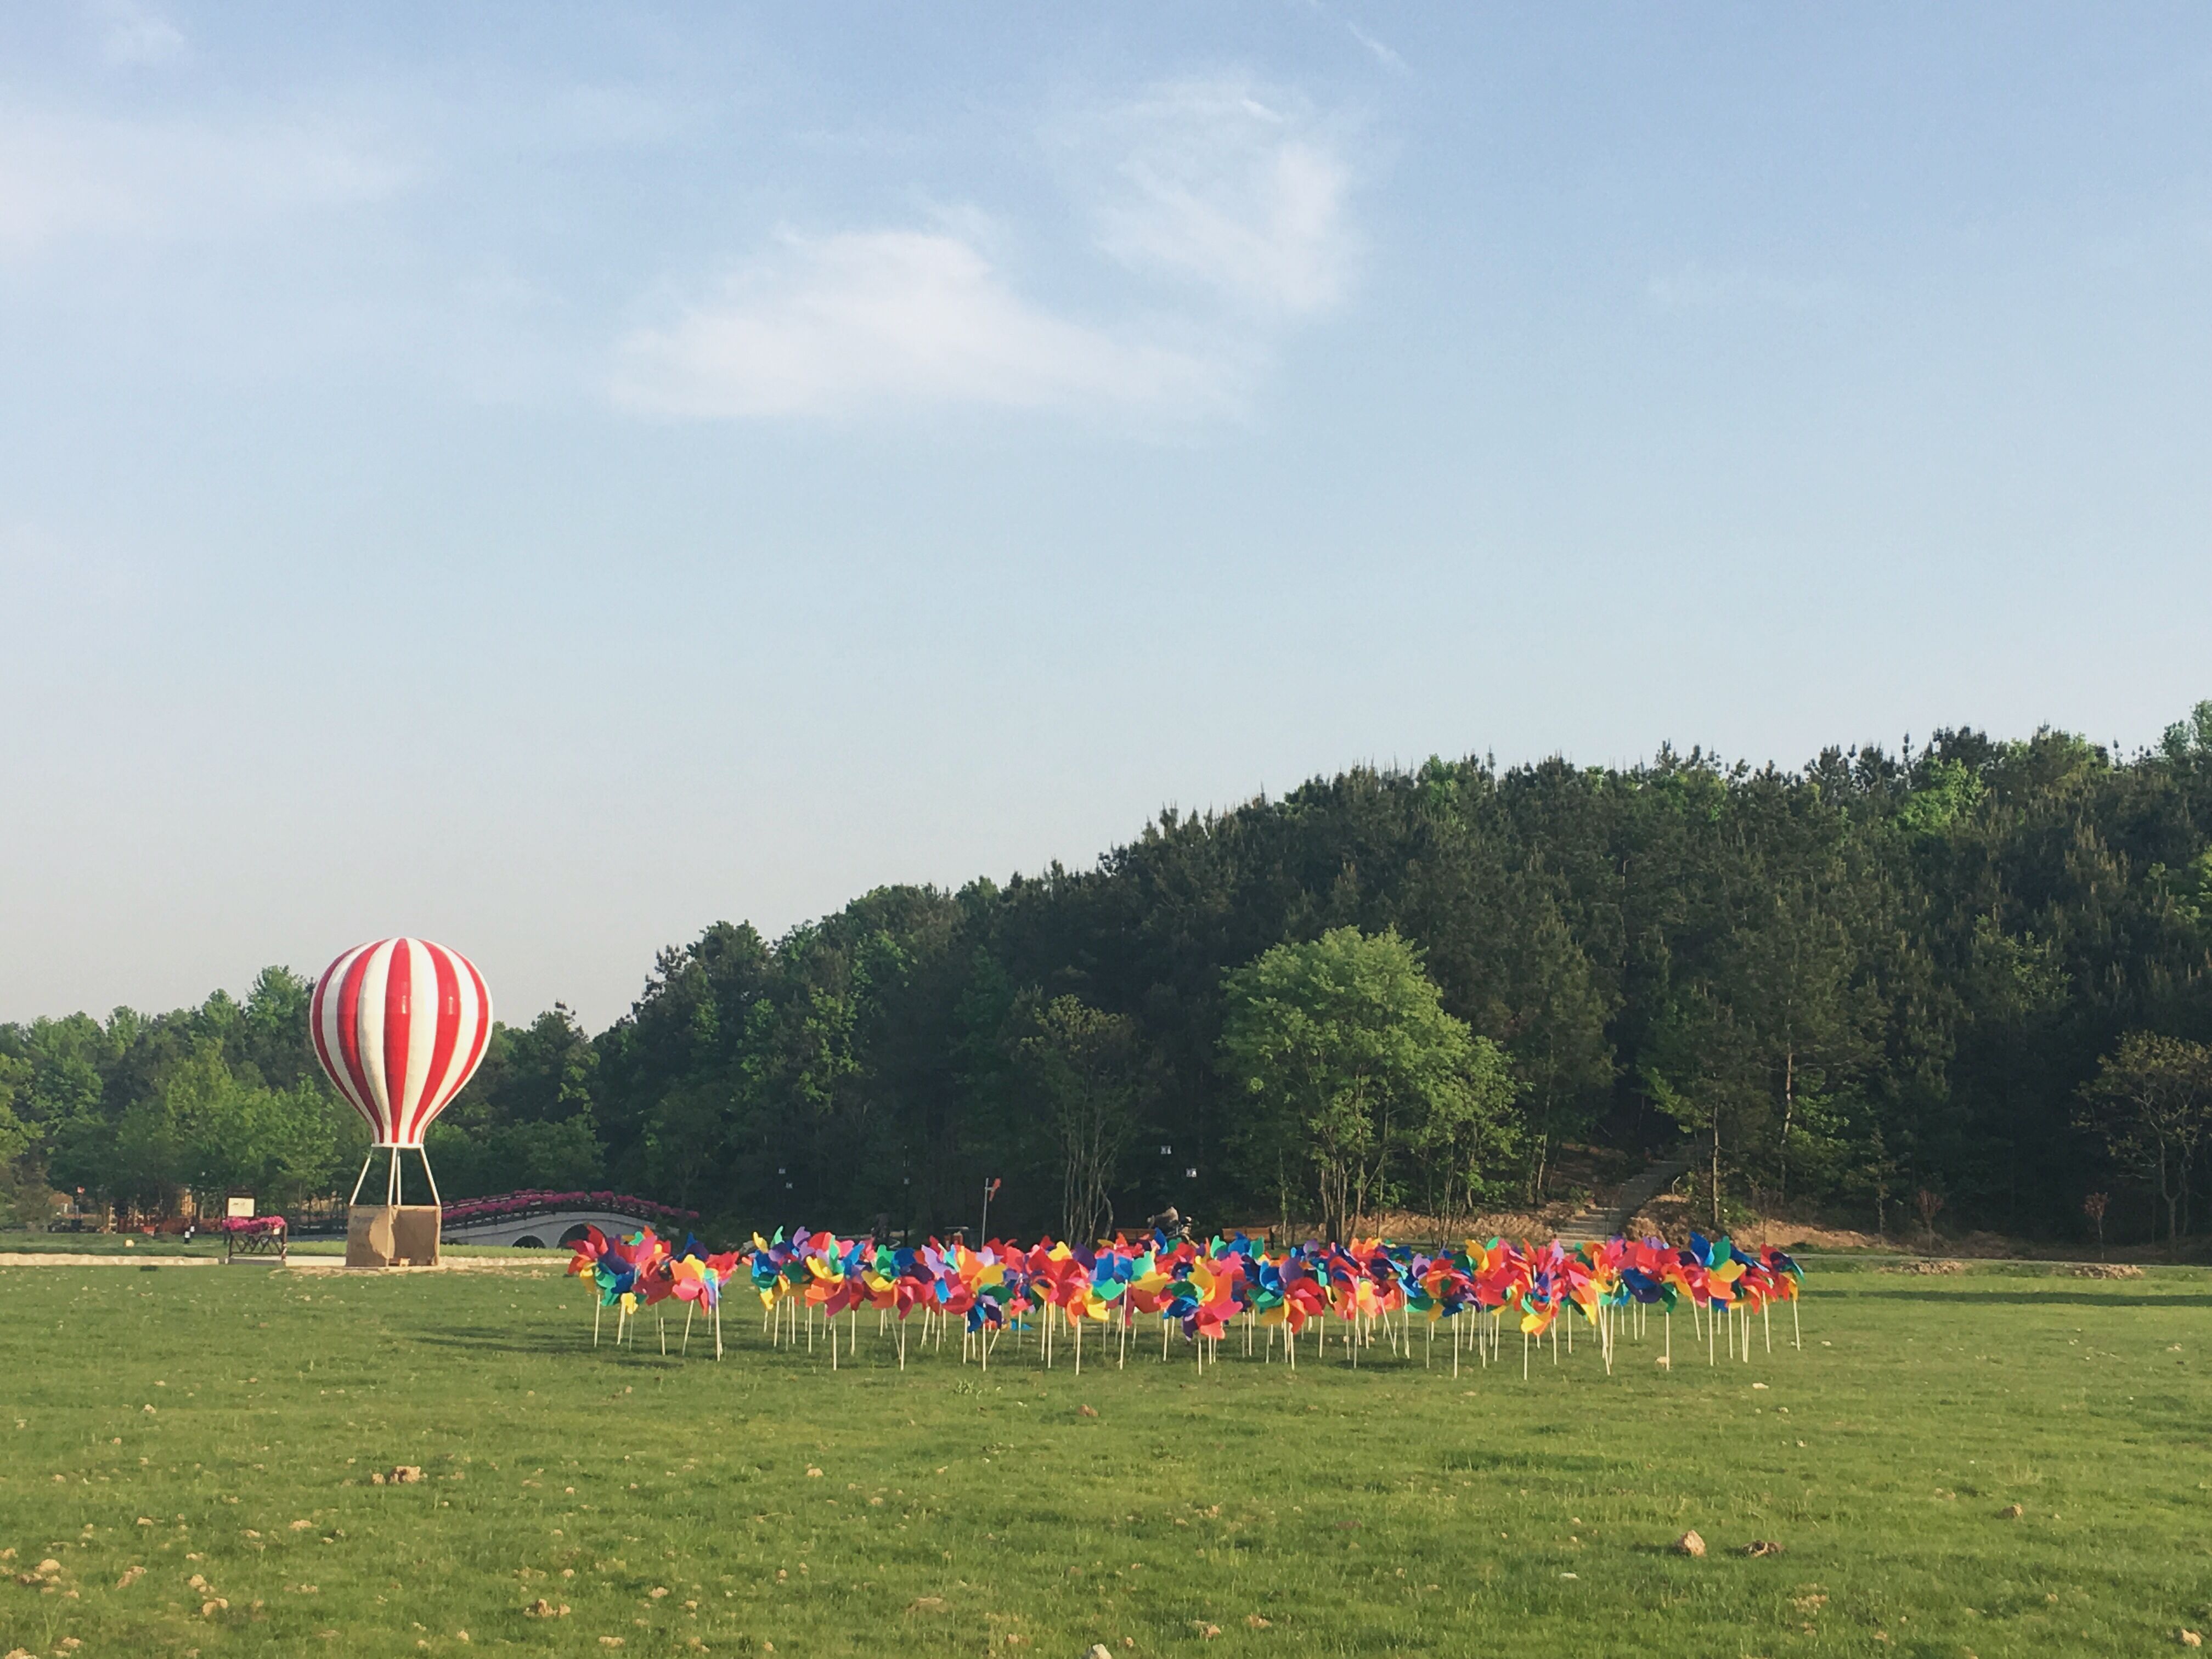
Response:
[613,228,1225,418]
[83,0,186,67]
[1077,77,1360,317]
[1647,262,1842,312]
[1344,21,1407,74]
[616,76,1363,422]
[0,110,406,256]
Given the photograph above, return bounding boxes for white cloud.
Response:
[84,0,186,66]
[0,110,406,256]
[612,75,1363,422]
[1344,21,1407,74]
[1079,78,1359,318]
[1647,262,1843,312]
[612,227,1227,419]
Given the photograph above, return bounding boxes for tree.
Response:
[0,1053,43,1228]
[2075,1033,2212,1241]
[431,1006,608,1200]
[2083,1191,2108,1256]
[427,1113,606,1198]
[1492,881,1613,1205]
[131,1040,355,1212]
[1011,995,1146,1242]
[0,1053,30,1169]
[1640,988,1767,1232]
[1914,1186,1944,1245]
[1409,1028,1520,1234]
[1218,927,1514,1241]
[1722,866,1881,1206]
[14,698,2212,1248]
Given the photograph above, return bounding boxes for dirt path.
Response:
[0,1252,557,1273]
[0,1252,218,1267]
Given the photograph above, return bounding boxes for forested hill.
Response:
[10,707,2212,1249]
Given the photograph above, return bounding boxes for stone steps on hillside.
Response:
[1551,1157,1692,1242]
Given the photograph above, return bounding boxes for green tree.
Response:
[2075,1032,2212,1240]
[0,1053,43,1228]
[1011,994,1147,1243]
[1409,1025,1520,1233]
[101,1040,357,1214]
[1640,988,1767,1232]
[1493,881,1613,1204]
[427,1114,605,1198]
[1723,868,1882,1205]
[1219,927,1514,1241]
[432,1005,608,1200]
[0,1052,30,1168]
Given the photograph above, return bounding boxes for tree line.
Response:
[8,705,2212,1248]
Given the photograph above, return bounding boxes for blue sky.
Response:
[5,3,2210,1027]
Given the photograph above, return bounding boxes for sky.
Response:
[4,3,2210,1031]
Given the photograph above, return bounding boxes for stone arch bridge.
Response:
[441,1200,696,1251]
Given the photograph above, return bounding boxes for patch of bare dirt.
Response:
[1733,1219,1887,1252]
[1249,1207,1573,1245]
[0,1253,216,1268]
[1927,1229,2027,1259]
[281,1259,556,1276]
[1625,1194,1884,1251]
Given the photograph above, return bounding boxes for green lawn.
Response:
[4,1259,2209,1658]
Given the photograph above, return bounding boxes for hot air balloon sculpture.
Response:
[310,938,492,1268]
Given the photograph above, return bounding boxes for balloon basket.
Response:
[344,1146,444,1268]
[346,1204,442,1268]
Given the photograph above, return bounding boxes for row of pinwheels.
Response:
[563,1227,744,1356]
[565,1226,1804,1376]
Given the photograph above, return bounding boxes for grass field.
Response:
[4,1257,2209,1658]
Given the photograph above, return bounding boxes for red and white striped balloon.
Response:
[310,938,493,1149]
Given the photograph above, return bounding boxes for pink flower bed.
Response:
[218,1215,286,1235]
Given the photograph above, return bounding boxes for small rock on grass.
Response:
[1086,1647,1114,1659]
[2000,1504,2024,1519]
[1742,1541,1785,1558]
[2178,1632,2202,1649]
[1673,1531,1706,1558]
